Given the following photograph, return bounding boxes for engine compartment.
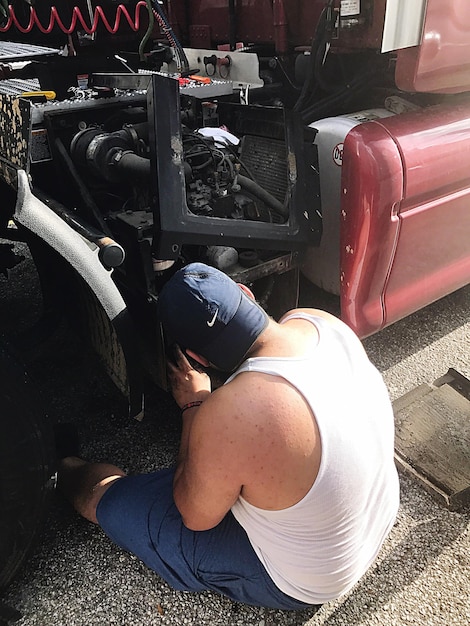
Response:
[20,69,321,304]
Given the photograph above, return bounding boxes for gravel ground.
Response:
[1,251,469,626]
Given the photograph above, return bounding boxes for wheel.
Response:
[0,343,56,590]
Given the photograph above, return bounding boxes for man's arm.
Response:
[173,395,244,531]
[167,347,243,531]
[166,344,211,464]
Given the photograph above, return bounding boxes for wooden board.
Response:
[393,369,470,510]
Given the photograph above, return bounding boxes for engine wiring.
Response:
[150,0,189,73]
[182,130,287,221]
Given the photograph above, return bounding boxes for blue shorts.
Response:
[96,467,316,610]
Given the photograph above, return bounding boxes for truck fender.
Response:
[13,169,144,420]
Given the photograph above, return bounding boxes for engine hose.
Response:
[111,151,151,182]
[112,122,149,145]
[294,2,332,113]
[237,175,288,221]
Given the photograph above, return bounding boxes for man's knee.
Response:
[85,473,126,523]
[58,457,126,524]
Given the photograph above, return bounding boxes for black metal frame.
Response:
[91,73,322,261]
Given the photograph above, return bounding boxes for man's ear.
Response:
[237,283,255,299]
[186,349,211,367]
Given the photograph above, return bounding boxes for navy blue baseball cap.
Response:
[158,262,269,371]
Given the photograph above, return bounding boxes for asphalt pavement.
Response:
[1,251,469,626]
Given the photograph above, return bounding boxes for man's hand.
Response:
[166,345,211,409]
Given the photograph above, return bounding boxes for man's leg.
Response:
[58,463,316,610]
[58,457,126,524]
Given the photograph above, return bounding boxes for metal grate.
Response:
[240,135,288,203]
[0,41,59,61]
[0,77,41,96]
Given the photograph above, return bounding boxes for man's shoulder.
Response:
[190,383,271,465]
[195,382,243,423]
[203,373,272,423]
[278,307,339,324]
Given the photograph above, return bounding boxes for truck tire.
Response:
[0,344,56,590]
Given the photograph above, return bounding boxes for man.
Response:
[59,262,400,610]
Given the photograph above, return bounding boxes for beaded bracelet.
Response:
[181,400,203,414]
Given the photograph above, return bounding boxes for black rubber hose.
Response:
[115,122,149,143]
[237,175,288,221]
[294,1,334,113]
[112,151,152,182]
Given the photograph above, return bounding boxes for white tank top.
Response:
[228,313,400,604]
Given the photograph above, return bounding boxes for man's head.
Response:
[158,262,269,372]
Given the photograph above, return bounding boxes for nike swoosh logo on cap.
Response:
[207,309,218,327]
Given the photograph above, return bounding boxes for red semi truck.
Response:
[0,0,469,589]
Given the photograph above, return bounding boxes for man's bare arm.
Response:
[166,347,242,530]
[173,391,244,531]
[166,345,211,467]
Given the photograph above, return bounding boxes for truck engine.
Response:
[26,70,315,272]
